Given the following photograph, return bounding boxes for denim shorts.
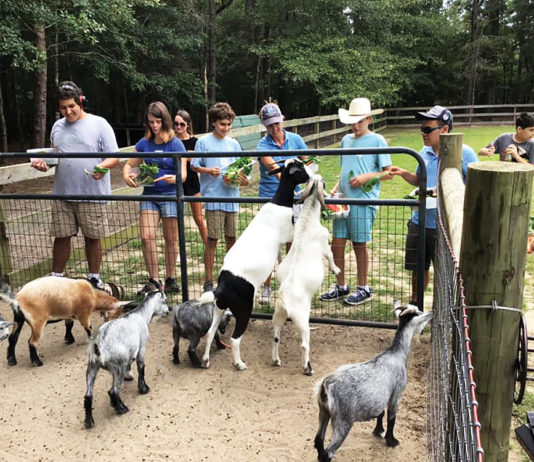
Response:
[140,198,178,218]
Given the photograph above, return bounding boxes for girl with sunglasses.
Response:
[174,110,208,244]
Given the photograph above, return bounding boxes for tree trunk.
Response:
[0,78,8,154]
[32,26,47,148]
[466,0,480,116]
[11,70,25,151]
[207,0,217,106]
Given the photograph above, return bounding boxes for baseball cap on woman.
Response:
[260,103,283,127]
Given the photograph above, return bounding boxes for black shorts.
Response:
[183,161,201,196]
[405,220,437,271]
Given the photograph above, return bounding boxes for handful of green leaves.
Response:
[137,163,159,186]
[360,172,389,193]
[223,157,254,187]
[84,165,109,175]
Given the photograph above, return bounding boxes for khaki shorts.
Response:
[206,210,237,240]
[50,201,109,239]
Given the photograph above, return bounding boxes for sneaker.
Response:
[203,280,214,293]
[259,286,272,305]
[319,284,350,301]
[164,277,180,294]
[88,276,105,291]
[137,278,162,296]
[344,286,372,305]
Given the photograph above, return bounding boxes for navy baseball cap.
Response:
[415,105,453,131]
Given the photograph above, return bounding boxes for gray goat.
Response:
[172,291,232,367]
[314,302,433,461]
[0,314,13,342]
[84,291,168,429]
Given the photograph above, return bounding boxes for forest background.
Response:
[0,0,532,152]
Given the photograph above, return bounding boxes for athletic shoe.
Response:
[344,286,372,305]
[203,280,214,293]
[259,286,272,305]
[164,277,180,294]
[88,276,105,291]
[137,278,162,296]
[319,284,350,301]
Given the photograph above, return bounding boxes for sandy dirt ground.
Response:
[0,300,431,462]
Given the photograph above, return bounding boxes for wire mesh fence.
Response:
[428,205,484,461]
[0,195,416,326]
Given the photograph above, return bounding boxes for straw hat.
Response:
[338,98,384,124]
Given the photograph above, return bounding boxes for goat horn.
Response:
[317,180,326,209]
[107,281,120,299]
[297,178,315,204]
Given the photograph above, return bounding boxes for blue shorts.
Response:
[332,205,376,243]
[140,198,178,218]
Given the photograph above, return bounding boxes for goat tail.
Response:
[200,291,215,304]
[0,285,21,315]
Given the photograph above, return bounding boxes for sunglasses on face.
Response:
[421,125,444,134]
[174,122,187,127]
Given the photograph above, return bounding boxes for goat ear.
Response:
[394,308,402,319]
[268,166,283,176]
[400,306,418,316]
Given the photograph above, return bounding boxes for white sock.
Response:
[51,272,64,277]
[88,273,100,280]
[363,285,370,292]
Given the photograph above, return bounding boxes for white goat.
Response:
[83,291,168,428]
[201,158,311,371]
[314,302,433,461]
[0,277,127,366]
[273,175,340,375]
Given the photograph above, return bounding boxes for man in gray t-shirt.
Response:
[478,112,534,164]
[30,81,119,289]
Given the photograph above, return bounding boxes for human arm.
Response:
[259,155,282,181]
[505,144,530,164]
[154,157,188,184]
[388,166,419,186]
[122,156,144,187]
[478,145,495,157]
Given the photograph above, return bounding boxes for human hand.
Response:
[349,174,369,188]
[486,145,496,155]
[125,173,138,188]
[505,144,518,159]
[30,159,49,172]
[209,167,221,177]
[154,174,176,184]
[238,172,250,187]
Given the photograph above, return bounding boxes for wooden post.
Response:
[460,161,533,462]
[332,119,337,144]
[314,120,320,149]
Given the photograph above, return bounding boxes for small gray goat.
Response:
[0,314,13,341]
[83,291,168,429]
[171,291,232,367]
[314,302,433,461]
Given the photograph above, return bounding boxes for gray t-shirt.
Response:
[50,114,119,197]
[487,132,534,163]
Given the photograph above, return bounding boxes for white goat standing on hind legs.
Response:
[273,174,340,376]
[314,301,433,461]
[83,291,168,429]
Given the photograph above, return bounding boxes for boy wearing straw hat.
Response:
[320,98,392,305]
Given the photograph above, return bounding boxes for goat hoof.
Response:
[139,385,150,395]
[272,359,281,367]
[303,367,313,376]
[172,357,180,365]
[373,429,385,438]
[200,359,210,369]
[31,359,43,367]
[386,437,399,447]
[116,405,129,415]
[7,356,17,366]
[64,336,75,345]
[234,361,247,371]
[124,370,134,381]
[84,418,95,429]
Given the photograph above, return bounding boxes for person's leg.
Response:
[224,211,237,252]
[85,237,102,273]
[53,237,72,273]
[190,193,208,244]
[204,237,218,282]
[162,217,178,279]
[331,238,347,286]
[352,241,369,287]
[139,210,161,282]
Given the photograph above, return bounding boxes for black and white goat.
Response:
[314,302,433,461]
[171,291,232,367]
[83,291,168,428]
[273,175,340,375]
[201,158,311,370]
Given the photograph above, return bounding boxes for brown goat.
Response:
[0,276,127,366]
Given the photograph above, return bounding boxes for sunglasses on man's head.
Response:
[174,121,187,127]
[420,125,444,134]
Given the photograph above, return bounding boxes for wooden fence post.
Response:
[460,161,533,462]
